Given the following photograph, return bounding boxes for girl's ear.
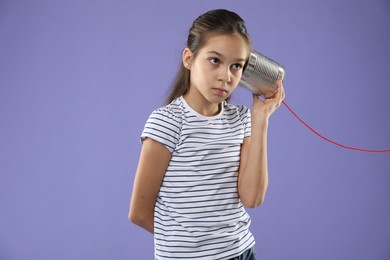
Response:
[182,48,193,69]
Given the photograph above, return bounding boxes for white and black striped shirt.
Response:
[141,96,255,260]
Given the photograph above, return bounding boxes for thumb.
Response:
[252,94,261,104]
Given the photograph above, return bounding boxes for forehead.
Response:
[200,33,250,60]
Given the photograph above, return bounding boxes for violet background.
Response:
[0,0,389,259]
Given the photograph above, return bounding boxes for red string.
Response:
[282,101,390,153]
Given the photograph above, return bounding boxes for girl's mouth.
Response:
[212,87,227,96]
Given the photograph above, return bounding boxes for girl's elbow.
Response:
[129,199,142,223]
[128,208,153,228]
[128,210,137,224]
[128,208,142,225]
[128,208,154,233]
[254,196,265,207]
[242,195,265,208]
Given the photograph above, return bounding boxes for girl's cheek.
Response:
[232,70,241,79]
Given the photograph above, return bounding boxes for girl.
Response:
[129,9,285,260]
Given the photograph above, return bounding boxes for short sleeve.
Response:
[237,105,251,138]
[141,107,182,153]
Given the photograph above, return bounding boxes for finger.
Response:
[268,80,281,105]
[277,81,285,102]
[281,85,286,101]
[265,81,281,100]
[252,93,261,104]
[274,80,283,100]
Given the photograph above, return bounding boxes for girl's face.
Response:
[183,33,250,113]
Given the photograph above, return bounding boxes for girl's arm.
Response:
[238,80,285,208]
[128,138,171,233]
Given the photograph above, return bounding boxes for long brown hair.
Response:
[166,9,252,104]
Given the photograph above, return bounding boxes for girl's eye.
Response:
[232,64,243,70]
[209,58,219,65]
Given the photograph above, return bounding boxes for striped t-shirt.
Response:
[141,96,255,260]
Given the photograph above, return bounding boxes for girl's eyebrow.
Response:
[206,50,246,62]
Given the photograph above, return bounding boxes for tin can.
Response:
[240,50,285,98]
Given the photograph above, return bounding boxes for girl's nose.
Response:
[219,66,232,83]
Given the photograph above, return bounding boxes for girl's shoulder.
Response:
[149,97,184,123]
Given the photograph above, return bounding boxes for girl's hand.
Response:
[251,80,285,126]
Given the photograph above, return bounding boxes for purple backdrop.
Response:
[0,0,389,259]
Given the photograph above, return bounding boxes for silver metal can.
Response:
[240,50,285,98]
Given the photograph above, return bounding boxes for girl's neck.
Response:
[183,92,221,117]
